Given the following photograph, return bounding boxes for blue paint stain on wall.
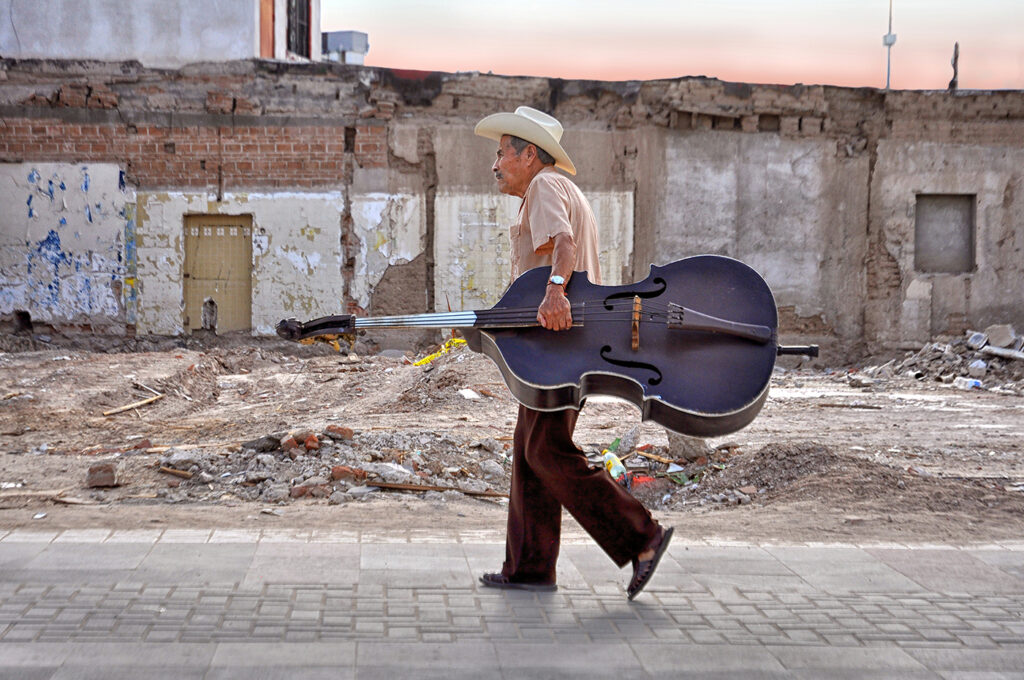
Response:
[59,181,66,191]
[85,205,93,223]
[60,217,67,226]
[27,230,72,307]
[118,170,126,192]
[47,179,55,200]
[81,171,90,193]
[28,169,40,183]
[26,194,33,218]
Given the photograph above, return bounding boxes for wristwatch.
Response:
[548,274,566,289]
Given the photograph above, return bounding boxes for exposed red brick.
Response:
[324,425,354,440]
[86,461,123,487]
[331,466,367,483]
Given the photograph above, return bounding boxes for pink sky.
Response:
[323,1,1023,90]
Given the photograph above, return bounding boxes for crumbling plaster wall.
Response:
[434,126,634,311]
[135,191,346,335]
[1,60,1022,358]
[869,140,1024,345]
[0,162,133,329]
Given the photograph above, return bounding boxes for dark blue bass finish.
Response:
[463,255,779,437]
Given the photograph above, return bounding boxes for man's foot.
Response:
[479,572,557,592]
[627,526,674,600]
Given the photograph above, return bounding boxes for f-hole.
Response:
[600,345,663,385]
[603,277,667,310]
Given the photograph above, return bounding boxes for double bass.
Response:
[276,255,817,437]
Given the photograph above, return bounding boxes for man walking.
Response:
[474,106,672,600]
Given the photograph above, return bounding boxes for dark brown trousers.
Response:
[501,404,661,583]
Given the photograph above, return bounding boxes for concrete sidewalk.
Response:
[1,526,1023,679]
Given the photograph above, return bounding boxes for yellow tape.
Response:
[413,337,467,366]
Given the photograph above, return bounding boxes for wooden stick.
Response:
[133,381,163,396]
[103,394,163,416]
[636,450,674,465]
[367,480,508,498]
[158,466,193,479]
[817,402,883,410]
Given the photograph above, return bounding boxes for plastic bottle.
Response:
[603,451,629,486]
[952,376,983,390]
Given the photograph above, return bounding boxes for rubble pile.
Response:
[394,349,500,410]
[677,442,841,507]
[151,426,512,505]
[861,325,1024,394]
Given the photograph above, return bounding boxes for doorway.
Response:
[183,215,253,333]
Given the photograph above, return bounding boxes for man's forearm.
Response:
[549,232,576,285]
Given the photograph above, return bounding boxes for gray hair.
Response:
[508,135,556,166]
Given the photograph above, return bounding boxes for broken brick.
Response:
[57,84,88,108]
[86,461,123,488]
[324,425,354,441]
[303,434,320,450]
[279,436,298,451]
[331,466,367,483]
[290,483,329,499]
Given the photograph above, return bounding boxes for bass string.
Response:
[353,300,684,328]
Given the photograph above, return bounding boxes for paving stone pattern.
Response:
[0,530,1022,678]
[1,582,1024,647]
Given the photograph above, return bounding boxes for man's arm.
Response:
[537,232,576,331]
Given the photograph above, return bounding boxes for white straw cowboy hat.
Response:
[475,106,577,175]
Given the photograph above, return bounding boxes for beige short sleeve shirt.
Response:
[510,167,602,284]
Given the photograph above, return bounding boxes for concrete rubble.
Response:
[859,326,1024,395]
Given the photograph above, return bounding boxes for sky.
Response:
[322,0,1024,90]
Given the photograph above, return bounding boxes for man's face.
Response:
[492,135,533,197]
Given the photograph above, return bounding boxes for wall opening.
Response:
[287,0,311,58]
[914,194,976,274]
[183,215,253,334]
[13,310,33,334]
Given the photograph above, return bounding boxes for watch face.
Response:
[549,275,565,285]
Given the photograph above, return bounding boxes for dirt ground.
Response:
[2,333,1023,544]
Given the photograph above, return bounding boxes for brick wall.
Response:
[0,119,356,190]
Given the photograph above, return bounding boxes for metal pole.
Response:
[887,0,892,89]
[883,0,897,90]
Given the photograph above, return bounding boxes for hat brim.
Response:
[475,113,577,175]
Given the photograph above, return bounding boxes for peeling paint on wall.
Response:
[433,191,634,313]
[135,191,346,335]
[0,162,133,327]
[350,193,425,310]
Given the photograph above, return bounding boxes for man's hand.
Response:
[538,284,573,330]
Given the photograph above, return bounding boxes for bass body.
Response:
[276,255,817,437]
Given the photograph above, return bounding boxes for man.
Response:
[474,106,673,600]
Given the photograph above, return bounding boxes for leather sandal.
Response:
[627,526,674,600]
[479,572,557,592]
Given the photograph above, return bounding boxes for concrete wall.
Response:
[0,162,133,329]
[635,128,868,346]
[868,140,1024,345]
[0,0,257,67]
[0,0,321,67]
